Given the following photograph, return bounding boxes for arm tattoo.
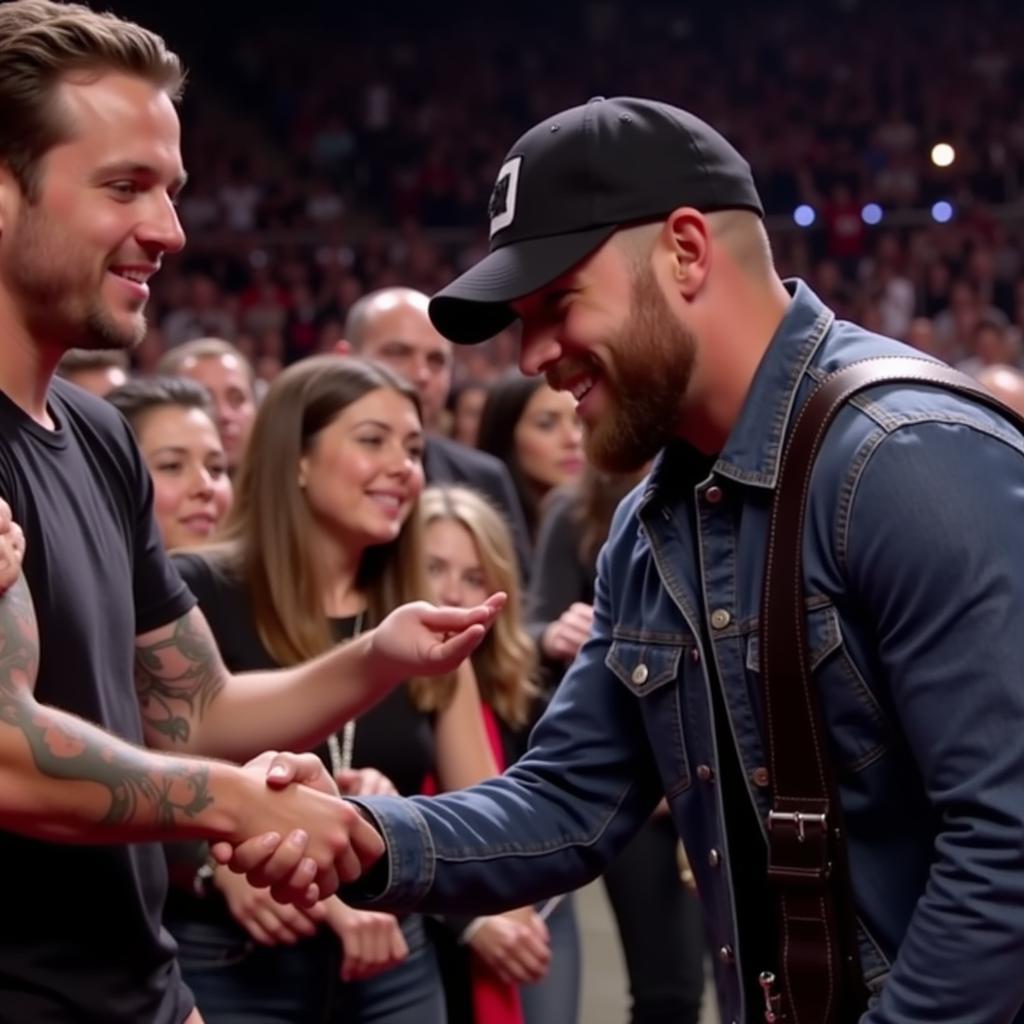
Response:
[0,576,213,827]
[134,610,226,746]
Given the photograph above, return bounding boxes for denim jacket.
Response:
[352,281,1024,1024]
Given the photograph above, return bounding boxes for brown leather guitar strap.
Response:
[758,356,1024,1023]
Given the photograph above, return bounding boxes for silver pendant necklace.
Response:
[327,610,364,776]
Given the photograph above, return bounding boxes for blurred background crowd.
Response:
[63,3,1023,1022]
[105,0,1024,392]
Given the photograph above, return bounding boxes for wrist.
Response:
[198,760,257,844]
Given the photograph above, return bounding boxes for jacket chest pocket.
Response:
[606,637,691,797]
[746,603,892,775]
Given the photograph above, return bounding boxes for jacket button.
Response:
[631,664,649,685]
[696,764,714,782]
[705,485,723,504]
[718,944,735,965]
[752,766,770,788]
[710,609,731,630]
[708,848,721,868]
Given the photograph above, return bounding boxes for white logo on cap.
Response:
[488,156,522,238]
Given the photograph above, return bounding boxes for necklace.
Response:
[327,610,364,776]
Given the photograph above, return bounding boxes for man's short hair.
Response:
[0,0,184,200]
[57,348,130,377]
[156,338,256,388]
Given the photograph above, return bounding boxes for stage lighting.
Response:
[793,204,816,227]
[861,203,883,225]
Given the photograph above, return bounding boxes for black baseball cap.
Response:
[429,96,764,344]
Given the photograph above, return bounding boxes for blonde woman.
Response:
[421,485,578,1024]
[163,356,503,1024]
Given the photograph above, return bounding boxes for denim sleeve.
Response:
[344,553,663,916]
[844,420,1024,1023]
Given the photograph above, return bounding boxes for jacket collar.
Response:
[644,278,834,502]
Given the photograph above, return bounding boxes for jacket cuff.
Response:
[341,795,435,910]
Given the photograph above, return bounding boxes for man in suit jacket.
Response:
[342,288,531,576]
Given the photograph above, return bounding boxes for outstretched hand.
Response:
[368,593,507,685]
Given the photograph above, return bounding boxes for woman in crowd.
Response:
[475,372,583,544]
[161,355,519,1024]
[528,465,706,1024]
[106,376,233,550]
[421,485,579,1024]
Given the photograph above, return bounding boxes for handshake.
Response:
[212,749,389,909]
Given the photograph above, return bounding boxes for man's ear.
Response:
[333,339,353,356]
[660,207,711,300]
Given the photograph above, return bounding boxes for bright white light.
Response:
[931,143,956,168]
[931,200,954,223]
[861,203,883,225]
[793,204,816,227]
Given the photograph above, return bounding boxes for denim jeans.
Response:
[519,894,580,1024]
[172,912,445,1024]
[602,816,704,1024]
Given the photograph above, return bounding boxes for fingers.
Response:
[340,914,409,982]
[229,828,324,907]
[429,623,486,666]
[264,752,340,797]
[420,592,507,630]
[505,930,551,983]
[335,768,398,797]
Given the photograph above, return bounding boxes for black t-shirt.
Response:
[0,379,196,1024]
[165,552,436,926]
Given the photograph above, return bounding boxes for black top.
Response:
[525,486,593,692]
[0,379,196,1024]
[165,553,435,924]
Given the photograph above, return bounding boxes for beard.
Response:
[6,201,146,352]
[584,263,697,473]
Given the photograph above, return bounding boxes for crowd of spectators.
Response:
[112,0,1024,383]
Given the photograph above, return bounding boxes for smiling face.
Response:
[512,383,584,492]
[0,71,187,352]
[512,237,695,473]
[424,518,490,609]
[138,404,232,551]
[298,386,426,552]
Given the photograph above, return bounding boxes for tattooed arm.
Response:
[135,597,506,762]
[0,575,382,900]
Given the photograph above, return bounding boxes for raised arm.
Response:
[0,574,382,901]
[136,596,506,762]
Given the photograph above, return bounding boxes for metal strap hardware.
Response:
[767,810,827,844]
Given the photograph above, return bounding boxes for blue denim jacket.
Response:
[352,281,1024,1023]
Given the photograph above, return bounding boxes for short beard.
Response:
[7,201,144,352]
[585,264,696,473]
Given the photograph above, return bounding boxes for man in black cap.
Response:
[241,97,1024,1024]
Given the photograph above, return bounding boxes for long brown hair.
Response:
[420,486,538,728]
[216,355,455,711]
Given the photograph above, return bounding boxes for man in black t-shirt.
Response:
[0,5,501,1022]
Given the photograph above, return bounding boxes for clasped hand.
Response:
[211,593,505,905]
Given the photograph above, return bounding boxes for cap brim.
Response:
[430,224,619,344]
